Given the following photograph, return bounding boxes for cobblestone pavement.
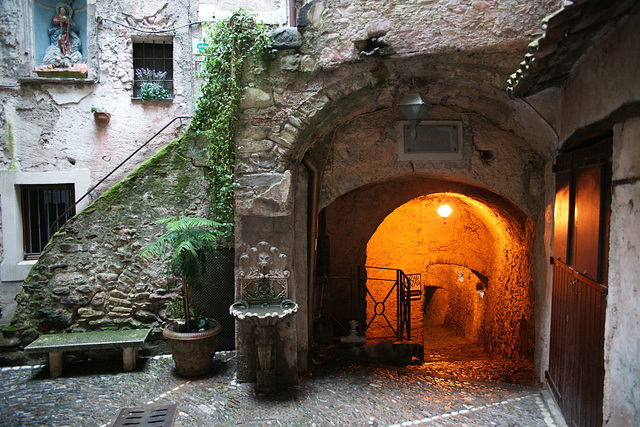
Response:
[0,351,564,427]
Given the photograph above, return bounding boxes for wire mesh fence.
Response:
[192,248,236,350]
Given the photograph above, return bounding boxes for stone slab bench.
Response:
[25,329,151,378]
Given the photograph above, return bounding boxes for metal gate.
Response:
[548,260,607,427]
[329,265,411,341]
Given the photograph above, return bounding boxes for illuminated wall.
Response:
[364,192,534,358]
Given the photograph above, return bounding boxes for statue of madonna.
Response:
[42,2,83,67]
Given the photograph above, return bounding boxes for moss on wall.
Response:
[11,131,211,335]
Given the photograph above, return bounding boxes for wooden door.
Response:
[548,137,611,427]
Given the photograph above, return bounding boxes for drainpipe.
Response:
[288,0,297,27]
[302,155,319,353]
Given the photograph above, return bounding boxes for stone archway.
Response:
[319,177,535,360]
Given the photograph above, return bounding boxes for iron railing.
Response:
[50,116,191,234]
[329,265,412,342]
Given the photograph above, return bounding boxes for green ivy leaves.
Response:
[189,10,272,245]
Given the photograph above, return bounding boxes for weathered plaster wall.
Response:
[525,4,640,424]
[10,133,210,335]
[300,0,561,68]
[558,4,640,143]
[0,0,200,285]
[0,0,197,184]
[604,117,640,426]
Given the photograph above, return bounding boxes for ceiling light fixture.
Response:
[437,204,453,218]
[399,91,430,140]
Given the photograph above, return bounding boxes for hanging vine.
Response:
[189,10,272,244]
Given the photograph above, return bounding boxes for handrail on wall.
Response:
[49,115,192,234]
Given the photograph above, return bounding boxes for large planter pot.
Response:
[162,319,222,377]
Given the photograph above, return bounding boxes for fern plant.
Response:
[141,215,222,332]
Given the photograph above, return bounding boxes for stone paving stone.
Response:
[0,352,561,426]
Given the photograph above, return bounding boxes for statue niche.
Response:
[43,3,83,67]
[35,2,88,77]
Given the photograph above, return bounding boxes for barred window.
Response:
[21,184,75,259]
[132,41,173,99]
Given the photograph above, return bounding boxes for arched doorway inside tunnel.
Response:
[421,264,487,357]
[314,178,537,384]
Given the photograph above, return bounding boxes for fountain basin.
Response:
[230,299,298,327]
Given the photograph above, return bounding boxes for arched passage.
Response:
[317,176,535,362]
[365,192,533,359]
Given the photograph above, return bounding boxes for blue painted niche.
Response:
[33,0,87,65]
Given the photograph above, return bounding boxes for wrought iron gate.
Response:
[548,260,607,427]
[329,265,412,341]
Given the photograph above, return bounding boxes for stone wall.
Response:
[9,132,210,335]
[299,0,562,68]
[441,266,485,342]
[234,0,558,378]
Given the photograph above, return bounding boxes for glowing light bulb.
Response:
[437,204,453,218]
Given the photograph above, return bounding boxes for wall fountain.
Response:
[230,241,298,393]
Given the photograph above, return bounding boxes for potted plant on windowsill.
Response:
[91,105,110,127]
[136,68,171,101]
[141,215,224,377]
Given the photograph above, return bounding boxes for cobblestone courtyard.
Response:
[1,351,564,426]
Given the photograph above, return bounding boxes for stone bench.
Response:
[25,329,152,378]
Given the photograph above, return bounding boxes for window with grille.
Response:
[132,41,173,99]
[21,184,75,260]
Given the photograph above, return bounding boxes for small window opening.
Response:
[21,184,75,260]
[133,41,174,99]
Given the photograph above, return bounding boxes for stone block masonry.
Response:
[10,133,211,337]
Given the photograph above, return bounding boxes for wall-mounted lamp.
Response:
[437,204,453,218]
[476,282,485,299]
[399,91,430,140]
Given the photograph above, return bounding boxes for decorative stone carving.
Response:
[238,241,290,303]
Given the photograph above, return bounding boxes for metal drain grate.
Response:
[112,404,178,427]
[244,394,298,422]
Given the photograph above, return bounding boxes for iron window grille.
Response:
[21,184,75,260]
[132,41,174,99]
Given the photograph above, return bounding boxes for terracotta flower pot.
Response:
[162,319,222,377]
[93,111,111,127]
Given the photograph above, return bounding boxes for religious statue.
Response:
[42,3,83,67]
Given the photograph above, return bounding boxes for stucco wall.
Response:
[0,0,200,284]
[526,4,640,424]
[604,117,640,426]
